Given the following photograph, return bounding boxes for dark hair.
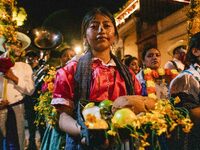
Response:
[124,54,132,59]
[185,32,200,65]
[60,48,74,58]
[124,56,138,67]
[26,50,40,58]
[81,7,119,46]
[173,45,186,55]
[141,44,159,60]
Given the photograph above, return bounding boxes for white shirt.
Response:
[0,62,35,104]
[164,58,185,71]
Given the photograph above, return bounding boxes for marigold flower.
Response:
[107,130,117,136]
[147,87,156,93]
[174,96,181,104]
[165,69,171,75]
[47,82,54,92]
[144,68,152,74]
[157,68,165,76]
[146,80,156,87]
[148,93,157,99]
[151,70,159,78]
[144,74,153,80]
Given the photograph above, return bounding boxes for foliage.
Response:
[34,67,58,127]
[0,0,27,41]
[0,0,27,56]
[187,0,200,37]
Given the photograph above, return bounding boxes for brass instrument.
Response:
[31,27,63,87]
[32,27,63,50]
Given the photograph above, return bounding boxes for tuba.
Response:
[31,27,63,86]
[32,27,63,50]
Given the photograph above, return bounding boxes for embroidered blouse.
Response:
[51,58,141,109]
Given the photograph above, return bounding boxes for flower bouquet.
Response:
[34,66,57,127]
[81,101,110,146]
[81,96,193,150]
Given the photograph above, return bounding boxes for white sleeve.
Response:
[164,61,175,70]
[15,63,35,96]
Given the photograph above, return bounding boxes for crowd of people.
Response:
[0,7,199,150]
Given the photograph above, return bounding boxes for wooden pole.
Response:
[2,78,7,100]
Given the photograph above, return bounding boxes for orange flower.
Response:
[147,87,156,93]
[144,67,179,99]
[144,74,153,80]
[47,82,54,92]
[151,70,159,78]
[165,69,171,76]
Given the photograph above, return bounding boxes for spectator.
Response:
[24,50,44,150]
[165,42,187,72]
[169,32,200,150]
[136,45,169,99]
[56,47,76,69]
[124,56,140,74]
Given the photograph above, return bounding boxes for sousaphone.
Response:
[32,27,63,50]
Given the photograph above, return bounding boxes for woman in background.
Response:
[124,55,140,74]
[136,45,169,99]
[170,32,200,150]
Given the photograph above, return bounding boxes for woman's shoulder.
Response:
[56,60,77,77]
[170,71,199,94]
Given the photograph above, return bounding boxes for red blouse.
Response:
[52,58,141,109]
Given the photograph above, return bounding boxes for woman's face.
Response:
[85,13,116,52]
[129,59,140,74]
[61,50,75,65]
[143,48,161,69]
[192,48,200,64]
[10,44,23,57]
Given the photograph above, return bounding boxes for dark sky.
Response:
[18,0,127,45]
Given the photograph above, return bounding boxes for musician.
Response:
[24,50,48,150]
[0,32,35,150]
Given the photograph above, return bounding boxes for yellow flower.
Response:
[47,82,54,92]
[171,69,179,75]
[139,147,145,150]
[140,139,150,147]
[174,96,181,104]
[107,130,117,136]
[148,93,157,99]
[169,122,177,132]
[146,80,155,87]
[144,68,152,74]
[157,68,165,76]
